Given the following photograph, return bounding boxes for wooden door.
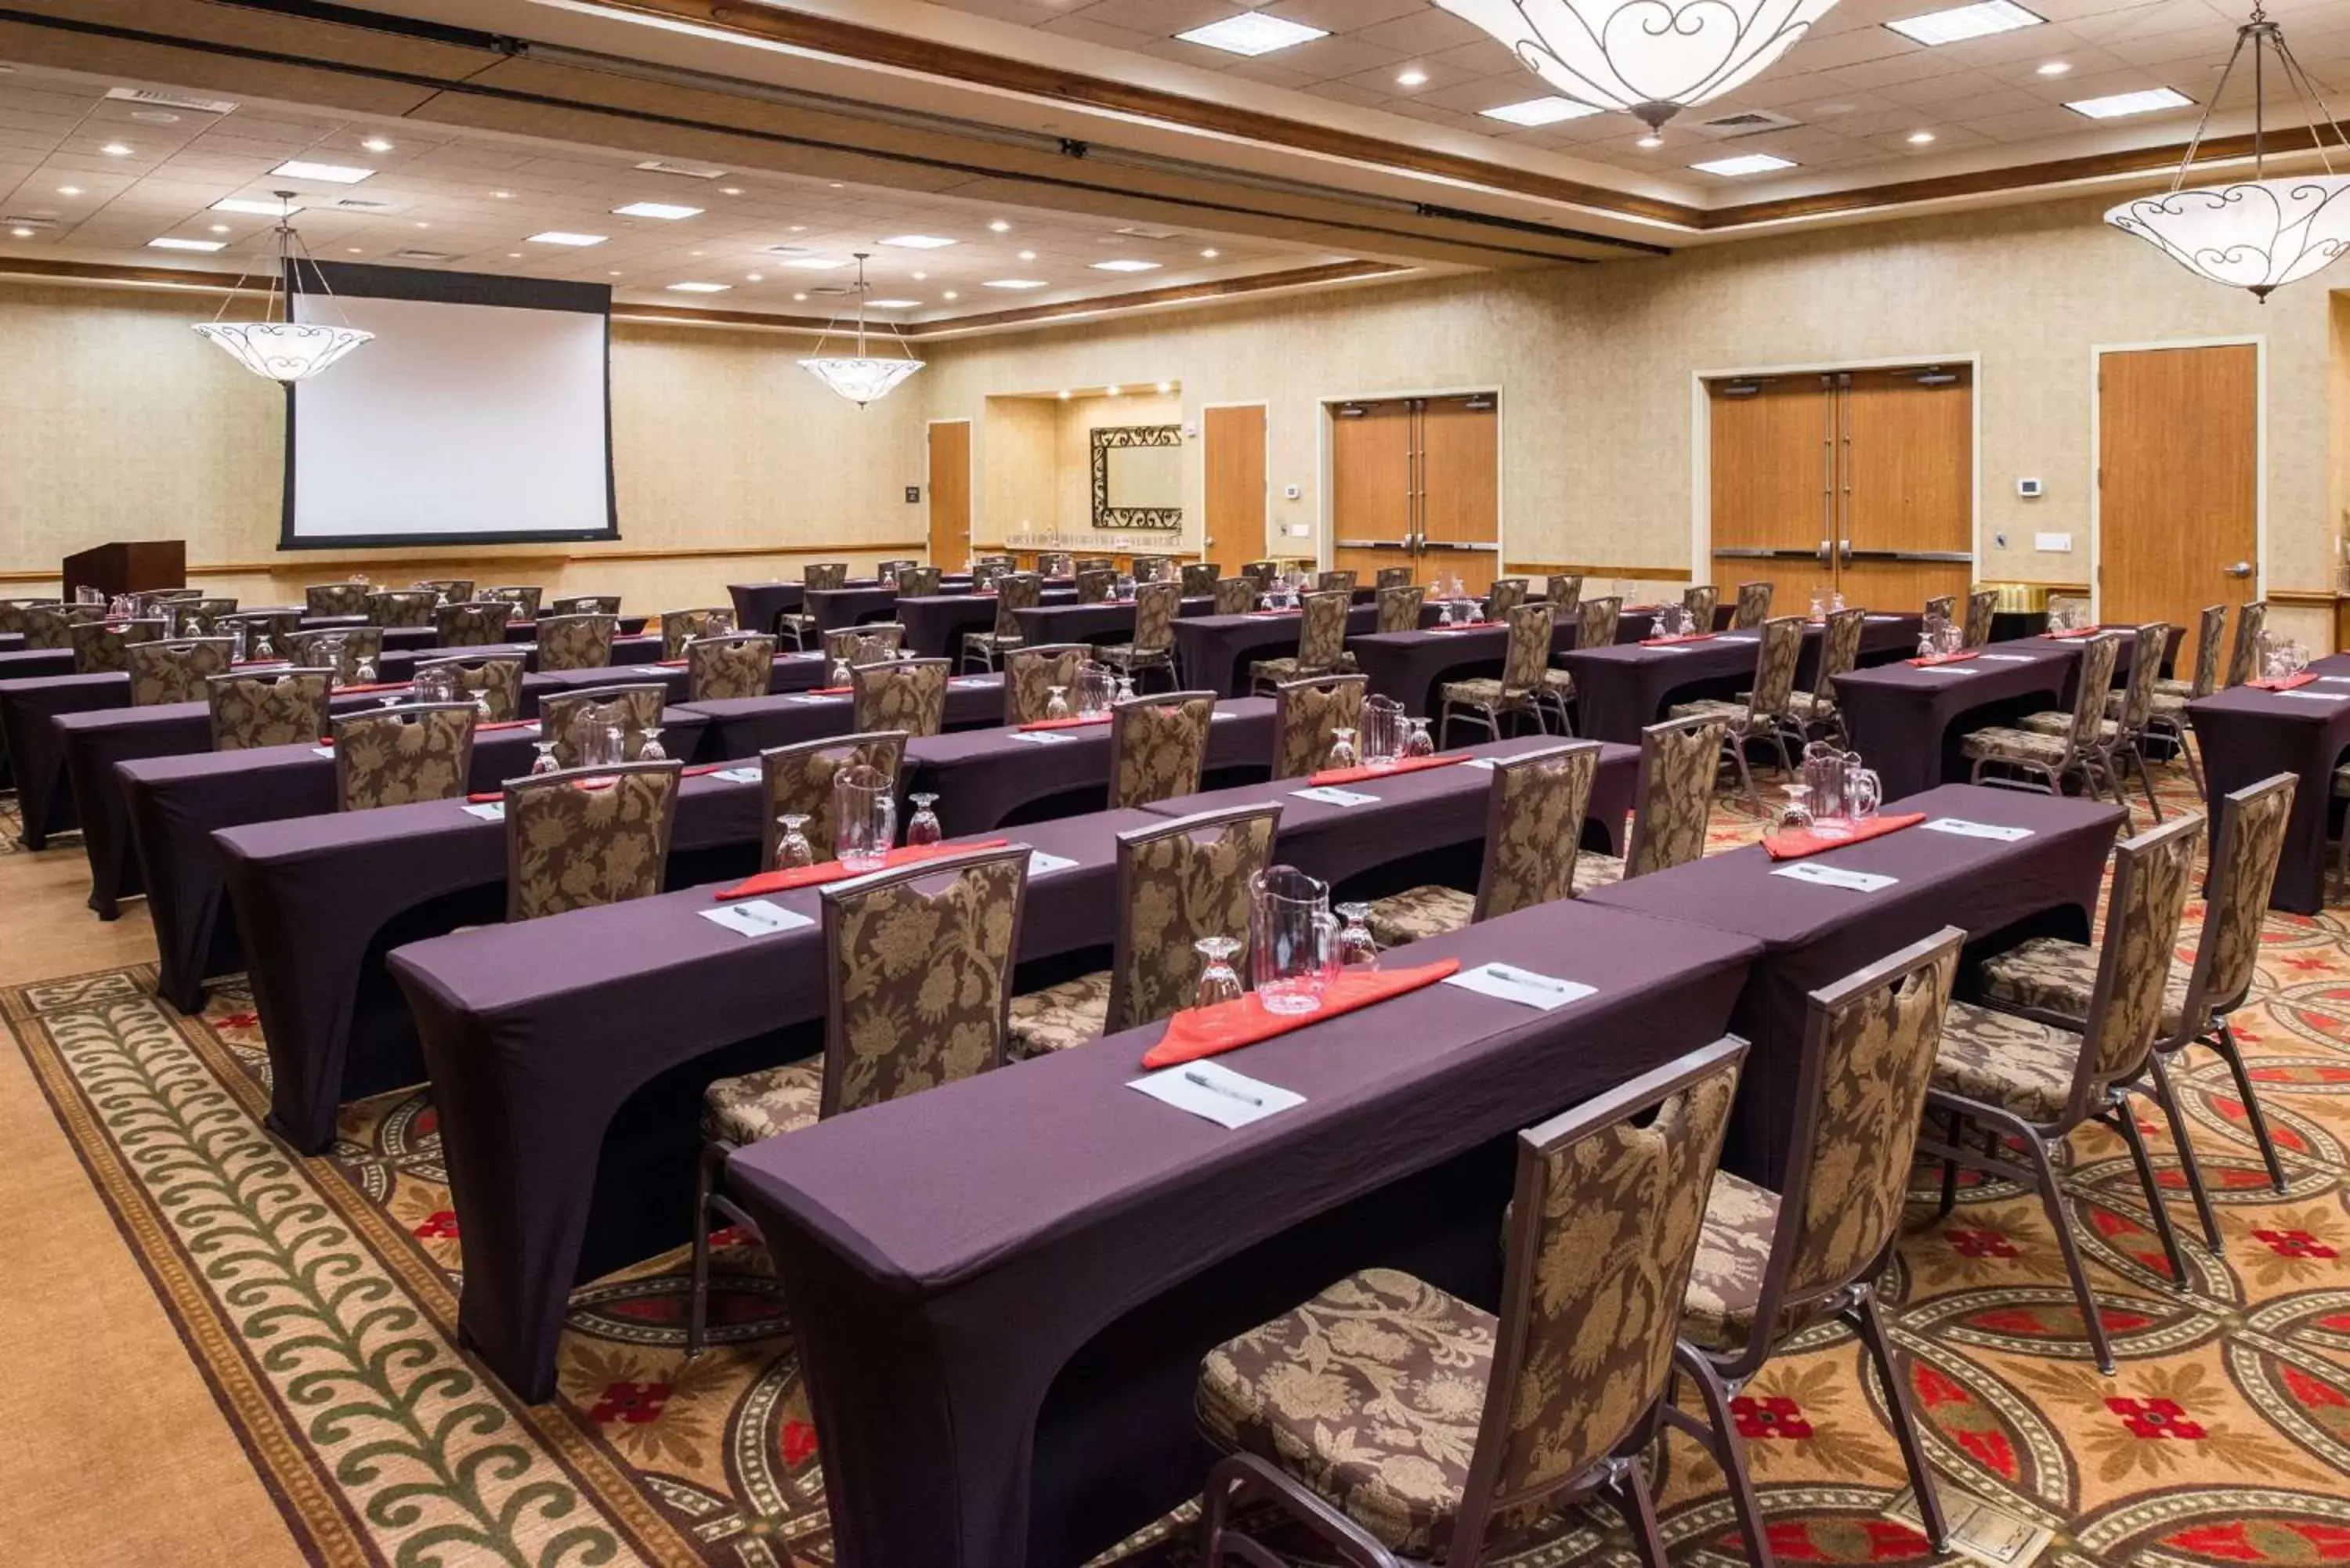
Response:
[2099,345,2258,640]
[1418,396,1502,596]
[1329,400,1414,587]
[1708,378,1834,607]
[1203,403,1267,570]
[927,421,971,567]
[1839,368,1973,613]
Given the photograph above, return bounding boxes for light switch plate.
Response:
[1285,522,1312,537]
[2034,531,2073,552]
[1282,483,1302,500]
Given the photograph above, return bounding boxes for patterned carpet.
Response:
[5,761,2348,1568]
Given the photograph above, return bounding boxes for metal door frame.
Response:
[1318,385,1505,574]
[2088,337,2267,621]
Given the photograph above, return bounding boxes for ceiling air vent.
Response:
[2,215,60,230]
[327,197,402,214]
[634,159,728,179]
[1114,224,1181,240]
[391,248,461,262]
[1694,108,1801,138]
[106,86,237,114]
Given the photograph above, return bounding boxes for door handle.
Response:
[2225,560,2253,578]
[1817,539,1833,567]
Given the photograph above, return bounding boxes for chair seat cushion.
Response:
[1196,1267,1493,1559]
[2334,762,2350,799]
[1960,724,2073,768]
[1101,642,1172,666]
[1542,667,1574,695]
[964,630,1021,650]
[1786,689,1837,717]
[702,1062,822,1146]
[2022,711,2120,742]
[1365,885,1473,948]
[1440,677,1537,710]
[1669,698,1752,726]
[1007,970,1112,1060]
[1680,1171,1781,1353]
[2152,677,2193,699]
[2145,690,2189,718]
[1571,852,1624,893]
[1978,936,2192,1038]
[1932,1001,2084,1124]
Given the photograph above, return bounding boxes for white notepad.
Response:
[1010,730,1075,745]
[311,746,336,757]
[1914,664,1979,676]
[1976,653,2036,663]
[1444,962,1595,1012]
[1027,850,1076,876]
[1772,862,1896,892]
[1922,818,2034,842]
[1292,785,1378,806]
[712,766,763,784]
[1130,1061,1303,1129]
[461,801,505,822]
[700,899,814,939]
[2276,690,2350,703]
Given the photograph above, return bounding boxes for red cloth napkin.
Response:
[2042,627,2100,640]
[335,681,413,695]
[1308,753,1469,787]
[1140,959,1462,1070]
[476,719,539,733]
[715,838,1012,901]
[806,685,853,696]
[1762,811,1926,861]
[2249,671,2319,692]
[1643,633,1716,646]
[1907,651,1979,667]
[1018,714,1112,732]
[1431,620,1502,633]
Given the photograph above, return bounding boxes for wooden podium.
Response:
[63,540,186,602]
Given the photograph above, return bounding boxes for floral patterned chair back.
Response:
[2067,814,2204,1111]
[207,669,331,750]
[1472,741,1600,919]
[1732,581,1774,630]
[2061,634,2123,753]
[660,608,731,659]
[2113,623,2170,732]
[1132,555,1175,583]
[482,586,544,619]
[1003,643,1089,724]
[1498,602,1556,699]
[804,563,849,592]
[550,594,621,619]
[822,623,905,664]
[898,565,942,598]
[1577,595,1622,652]
[758,730,908,865]
[851,657,949,737]
[164,598,240,637]
[1376,565,1414,591]
[536,613,617,672]
[1107,805,1279,1031]
[304,582,370,617]
[128,638,233,706]
[1271,673,1367,779]
[1213,576,1257,615]
[2197,773,2295,1015]
[816,845,1029,1115]
[433,601,510,647]
[540,684,666,768]
[1039,552,1074,577]
[1815,607,1867,701]
[1545,574,1583,616]
[503,760,681,922]
[1181,562,1221,597]
[286,627,382,684]
[2225,600,2267,688]
[1963,588,1999,649]
[418,656,524,721]
[1376,584,1425,634]
[132,589,201,616]
[1316,570,1357,595]
[2186,605,2226,696]
[220,609,301,659]
[1076,569,1118,605]
[1682,583,1719,629]
[1750,615,1806,718]
[0,599,58,637]
[1627,714,1727,877]
[1923,594,1956,628]
[413,578,474,602]
[1295,590,1350,673]
[367,590,436,628]
[688,632,777,703]
[332,702,478,811]
[1130,581,1180,654]
[1109,690,1217,809]
[24,604,102,650]
[1240,559,1278,587]
[877,559,916,582]
[1486,577,1529,620]
[993,573,1043,636]
[1077,557,1115,573]
[70,616,164,674]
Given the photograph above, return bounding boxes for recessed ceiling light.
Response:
[779,257,848,269]
[1175,13,1328,56]
[1058,390,1072,400]
[1397,67,1429,87]
[989,219,1010,233]
[1885,0,2043,46]
[360,136,393,153]
[721,186,743,195]
[881,233,956,248]
[1480,96,1602,127]
[149,236,226,251]
[414,221,430,229]
[913,271,927,280]
[2066,86,2193,118]
[689,250,703,257]
[208,224,229,233]
[100,143,132,157]
[271,159,374,183]
[866,298,921,308]
[9,226,32,239]
[494,190,513,199]
[1091,258,1161,273]
[350,247,365,254]
[943,290,958,299]
[1690,153,1798,175]
[528,231,607,246]
[614,201,703,220]
[1907,129,1938,143]
[1106,385,1123,396]
[1201,247,1220,258]
[793,291,808,301]
[985,279,1048,289]
[1155,381,1173,393]
[667,280,730,292]
[2036,60,2071,76]
[56,186,81,196]
[508,251,522,258]
[747,272,764,282]
[213,197,302,215]
[1636,134,1665,148]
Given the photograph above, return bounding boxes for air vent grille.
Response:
[1694,108,1800,137]
[634,159,727,179]
[391,248,460,262]
[105,86,236,114]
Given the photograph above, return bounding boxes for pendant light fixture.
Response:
[1433,0,1841,130]
[799,252,924,407]
[192,191,374,381]
[2106,5,2350,301]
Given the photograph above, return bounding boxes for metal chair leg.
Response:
[686,1140,725,1357]
[2144,1052,2223,1252]
[2210,1017,2290,1191]
[2021,1129,2117,1372]
[2110,1097,2193,1288]
[1667,1344,1773,1566]
[1851,1287,1949,1551]
[1608,1454,1676,1568]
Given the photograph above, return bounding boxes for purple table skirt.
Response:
[1832,640,2077,800]
[2,670,120,844]
[727,898,1759,1567]
[900,588,1078,658]
[1553,615,1922,744]
[1171,605,1394,697]
[804,582,949,634]
[906,698,1276,835]
[1346,617,1598,718]
[1011,597,1214,649]
[127,710,714,1021]
[2188,659,2350,915]
[727,581,806,634]
[1581,781,2122,1184]
[677,674,1006,762]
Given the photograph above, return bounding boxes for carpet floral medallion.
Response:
[5,768,2348,1567]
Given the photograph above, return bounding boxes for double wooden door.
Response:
[1329,394,1499,593]
[1708,367,1972,614]
[2097,345,2258,641]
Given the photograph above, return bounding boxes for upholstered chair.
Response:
[164,598,240,637]
[1007,804,1278,1058]
[1195,1039,1747,1568]
[851,657,949,737]
[1271,672,1367,779]
[535,613,617,672]
[1962,632,2122,801]
[366,590,436,628]
[1132,555,1175,583]
[481,585,544,619]
[1076,556,1115,573]
[1683,583,1720,629]
[433,600,510,647]
[127,637,233,706]
[1038,551,1074,577]
[1376,584,1425,634]
[1181,562,1221,596]
[1540,595,1622,732]
[1240,558,1279,587]
[412,577,474,602]
[1317,569,1357,594]
[821,622,905,665]
[1100,580,1180,688]
[1923,594,1956,628]
[1572,714,1729,891]
[688,844,1030,1352]
[1980,774,2293,1254]
[877,558,917,582]
[1365,740,1600,948]
[2025,621,2169,818]
[1669,613,1806,811]
[1676,930,1965,1566]
[549,594,621,618]
[417,655,525,721]
[660,608,733,659]
[219,609,300,659]
[286,627,384,684]
[1213,576,1257,615]
[502,759,680,922]
[1963,587,1999,649]
[1484,576,1529,620]
[1376,565,1414,591]
[1730,580,1773,629]
[1108,689,1217,809]
[1249,589,1351,693]
[1922,812,2205,1371]
[207,669,332,750]
[70,616,164,675]
[1076,569,1117,604]
[332,702,478,811]
[1788,606,1865,741]
[1003,642,1090,725]
[22,604,98,650]
[1437,602,1556,748]
[303,582,370,617]
[2225,598,2268,688]
[1543,573,1582,614]
[898,565,942,598]
[540,684,667,768]
[0,599,59,638]
[962,572,1042,671]
[756,730,909,868]
[688,632,777,703]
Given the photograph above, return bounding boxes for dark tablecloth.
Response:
[521,650,826,715]
[678,673,1006,761]
[2187,658,2350,913]
[1580,782,2122,1183]
[130,710,714,1021]
[1346,618,1594,717]
[804,582,923,633]
[899,588,1076,657]
[1171,605,1390,696]
[1553,615,1922,743]
[1012,597,1213,649]
[726,899,1759,1567]
[727,581,805,634]
[0,632,21,653]
[903,698,1275,834]
[2,671,128,846]
[1832,640,2077,799]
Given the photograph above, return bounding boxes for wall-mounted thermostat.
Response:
[1282,483,1303,500]
[2016,477,2044,498]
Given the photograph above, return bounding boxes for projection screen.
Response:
[284,264,616,547]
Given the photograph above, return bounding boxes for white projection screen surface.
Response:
[285,265,616,547]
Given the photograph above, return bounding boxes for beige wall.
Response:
[0,282,927,608]
[978,388,1184,553]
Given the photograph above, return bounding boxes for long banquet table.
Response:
[1344,616,1614,717]
[1581,782,2123,1184]
[725,580,804,634]
[1831,640,2077,799]
[724,899,1759,1567]
[898,587,1076,657]
[675,671,1004,761]
[1551,614,1922,744]
[2186,656,2350,913]
[1171,603,1394,696]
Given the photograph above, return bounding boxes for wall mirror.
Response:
[1092,425,1183,529]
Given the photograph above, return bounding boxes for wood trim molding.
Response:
[1505,561,1693,580]
[2265,587,2345,607]
[0,541,929,585]
[913,261,1406,335]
